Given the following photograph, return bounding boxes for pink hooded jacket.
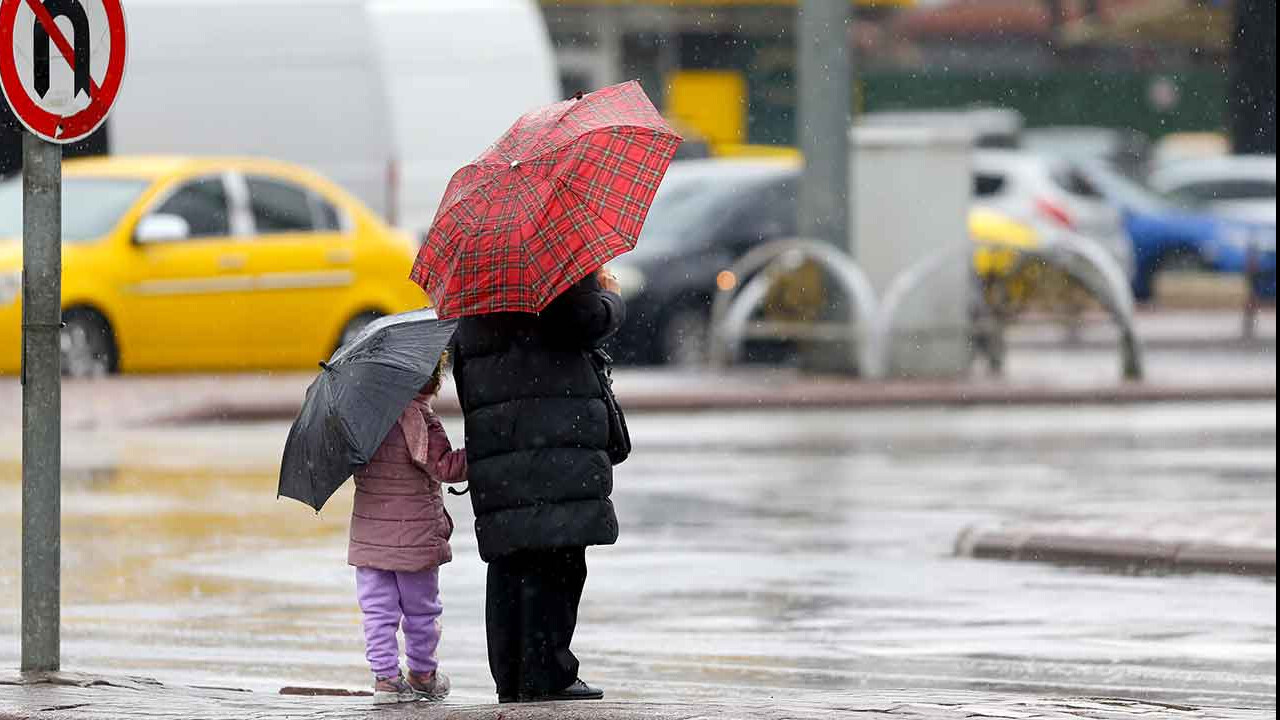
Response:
[348,394,467,572]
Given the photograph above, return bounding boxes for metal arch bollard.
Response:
[709,238,879,371]
[1037,230,1137,321]
[714,266,777,366]
[869,233,1145,381]
[1036,229,1144,381]
[865,241,974,380]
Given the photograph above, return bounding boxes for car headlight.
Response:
[1216,225,1277,254]
[1217,225,1252,252]
[1251,227,1276,253]
[609,263,646,300]
[0,271,19,306]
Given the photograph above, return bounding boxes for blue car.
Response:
[1076,160,1276,301]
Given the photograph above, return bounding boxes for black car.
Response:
[607,158,802,365]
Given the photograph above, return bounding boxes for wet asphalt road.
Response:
[0,402,1275,708]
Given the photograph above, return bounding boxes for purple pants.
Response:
[355,566,442,678]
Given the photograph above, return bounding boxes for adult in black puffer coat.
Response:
[451,267,624,704]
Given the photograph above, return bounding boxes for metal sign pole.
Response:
[797,0,851,252]
[796,0,854,374]
[21,131,61,673]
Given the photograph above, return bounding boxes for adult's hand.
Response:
[542,269,627,347]
[597,267,621,295]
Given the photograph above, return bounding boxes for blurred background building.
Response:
[2,1,1272,174]
[539,0,1274,155]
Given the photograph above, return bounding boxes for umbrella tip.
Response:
[572,90,584,100]
[319,361,332,371]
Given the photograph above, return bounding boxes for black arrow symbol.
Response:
[33,0,92,100]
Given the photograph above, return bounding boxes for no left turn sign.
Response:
[0,0,126,144]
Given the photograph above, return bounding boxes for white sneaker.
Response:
[407,670,451,701]
[372,673,417,705]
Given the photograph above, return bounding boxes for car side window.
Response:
[154,178,230,238]
[246,176,315,234]
[724,181,796,246]
[974,173,1006,197]
[1054,168,1103,199]
[313,193,343,232]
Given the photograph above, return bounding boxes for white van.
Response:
[366,0,561,234]
[111,0,560,234]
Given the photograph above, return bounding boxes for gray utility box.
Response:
[850,126,974,378]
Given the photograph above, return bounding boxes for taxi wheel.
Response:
[61,309,117,378]
[1156,248,1206,273]
[336,311,384,352]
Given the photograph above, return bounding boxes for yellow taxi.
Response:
[1,156,428,376]
[970,206,1039,277]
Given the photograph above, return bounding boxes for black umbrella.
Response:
[278,309,457,511]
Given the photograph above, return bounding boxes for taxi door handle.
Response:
[218,255,247,271]
[326,249,354,265]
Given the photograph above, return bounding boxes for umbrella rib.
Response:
[515,175,633,307]
[549,178,627,244]
[544,126,672,231]
[422,169,514,296]
[430,164,488,223]
[440,170,507,233]
[519,125,673,166]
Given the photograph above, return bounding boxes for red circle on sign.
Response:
[0,0,127,144]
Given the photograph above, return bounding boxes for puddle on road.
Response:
[2,460,347,606]
[1,407,1275,708]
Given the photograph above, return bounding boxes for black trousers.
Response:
[485,546,588,698]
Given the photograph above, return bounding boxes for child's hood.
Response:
[398,395,434,469]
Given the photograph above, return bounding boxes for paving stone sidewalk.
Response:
[0,674,1272,720]
[956,511,1276,575]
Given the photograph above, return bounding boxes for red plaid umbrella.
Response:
[409,81,682,318]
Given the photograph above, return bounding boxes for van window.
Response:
[974,174,1006,197]
[723,181,797,246]
[247,177,315,234]
[1053,168,1103,199]
[155,178,230,238]
[1166,180,1277,207]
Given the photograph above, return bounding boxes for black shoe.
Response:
[518,679,604,703]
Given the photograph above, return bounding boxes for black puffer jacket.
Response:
[452,275,625,562]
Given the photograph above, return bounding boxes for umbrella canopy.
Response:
[278,309,457,511]
[409,80,682,318]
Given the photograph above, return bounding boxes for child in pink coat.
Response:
[349,355,466,704]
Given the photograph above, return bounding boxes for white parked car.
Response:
[1149,155,1277,225]
[1151,132,1230,171]
[972,150,1133,274]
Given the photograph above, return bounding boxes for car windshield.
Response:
[633,168,783,259]
[0,176,150,243]
[1077,161,1170,214]
[1162,179,1277,208]
[1025,133,1117,162]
